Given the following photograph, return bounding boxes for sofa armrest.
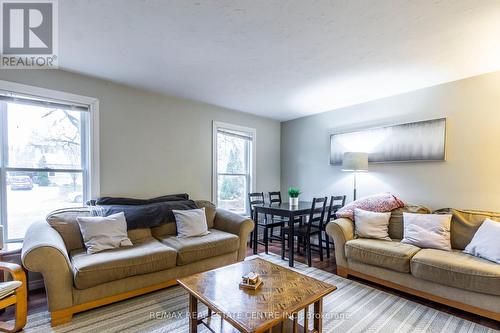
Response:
[22,221,74,311]
[0,262,26,284]
[214,209,254,261]
[325,218,354,270]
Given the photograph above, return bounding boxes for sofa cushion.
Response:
[401,213,452,251]
[47,207,90,251]
[345,238,421,273]
[151,200,216,237]
[150,222,177,238]
[354,208,391,241]
[127,228,152,242]
[158,229,239,265]
[411,249,500,296]
[434,208,500,250]
[47,208,158,251]
[464,219,500,264]
[70,238,177,289]
[388,205,431,240]
[174,208,209,238]
[194,200,216,228]
[77,212,133,254]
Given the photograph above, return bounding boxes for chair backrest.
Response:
[306,197,328,234]
[248,192,265,216]
[326,195,346,222]
[268,191,282,205]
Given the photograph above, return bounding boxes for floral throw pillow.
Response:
[336,193,405,220]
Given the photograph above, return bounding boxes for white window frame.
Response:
[0,80,100,242]
[212,121,256,214]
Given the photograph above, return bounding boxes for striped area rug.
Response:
[19,253,498,333]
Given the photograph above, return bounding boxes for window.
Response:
[213,122,255,215]
[0,81,99,242]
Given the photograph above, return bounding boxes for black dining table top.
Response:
[253,201,312,212]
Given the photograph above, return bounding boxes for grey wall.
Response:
[0,70,280,200]
[281,71,500,211]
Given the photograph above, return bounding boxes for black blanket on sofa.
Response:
[89,194,197,229]
[94,193,189,206]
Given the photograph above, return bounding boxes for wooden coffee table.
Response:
[177,258,336,333]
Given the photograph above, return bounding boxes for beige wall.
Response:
[0,70,280,200]
[281,71,500,211]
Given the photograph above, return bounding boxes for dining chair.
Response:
[281,197,328,267]
[249,192,288,254]
[248,192,265,249]
[0,262,27,332]
[322,195,347,258]
[268,191,285,242]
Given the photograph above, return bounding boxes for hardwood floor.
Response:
[0,241,498,331]
[246,239,338,273]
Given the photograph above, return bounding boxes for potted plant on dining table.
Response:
[288,187,301,207]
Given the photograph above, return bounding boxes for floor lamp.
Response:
[342,152,368,201]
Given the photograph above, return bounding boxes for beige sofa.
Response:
[326,206,500,321]
[21,200,254,326]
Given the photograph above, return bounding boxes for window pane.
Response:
[217,175,246,213]
[216,132,247,174]
[6,171,83,239]
[6,102,83,169]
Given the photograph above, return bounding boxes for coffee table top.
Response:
[177,258,337,332]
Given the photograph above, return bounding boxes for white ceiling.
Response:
[60,1,500,121]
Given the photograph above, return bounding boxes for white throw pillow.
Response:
[173,208,209,238]
[77,212,133,254]
[354,208,392,241]
[464,219,500,264]
[401,212,452,251]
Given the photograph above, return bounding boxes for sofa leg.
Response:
[336,266,348,278]
[51,310,73,326]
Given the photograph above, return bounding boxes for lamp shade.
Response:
[342,152,368,172]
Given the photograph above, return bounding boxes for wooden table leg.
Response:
[292,312,298,333]
[313,299,323,332]
[189,294,198,333]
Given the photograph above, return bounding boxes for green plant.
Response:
[288,187,301,198]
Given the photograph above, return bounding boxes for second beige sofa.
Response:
[326,206,500,321]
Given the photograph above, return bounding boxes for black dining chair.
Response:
[248,192,265,249]
[281,197,328,267]
[322,195,346,258]
[248,192,286,254]
[268,191,284,242]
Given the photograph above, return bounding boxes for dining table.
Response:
[252,201,312,267]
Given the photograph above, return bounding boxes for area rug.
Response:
[18,253,498,333]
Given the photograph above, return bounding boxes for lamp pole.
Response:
[353,171,357,201]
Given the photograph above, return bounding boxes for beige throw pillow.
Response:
[401,212,452,251]
[173,208,209,238]
[77,212,133,254]
[354,208,392,241]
